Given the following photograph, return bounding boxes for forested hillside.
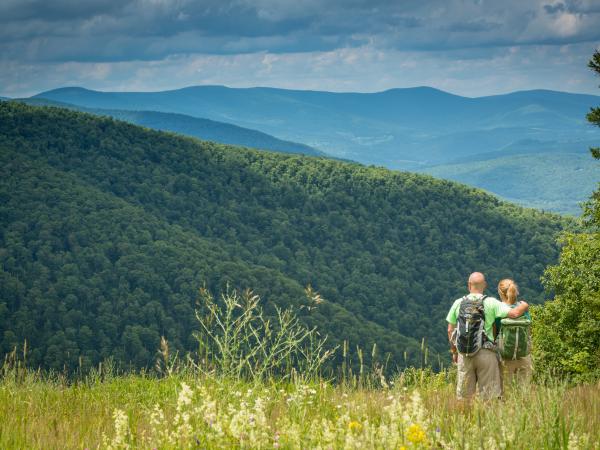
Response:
[423,152,597,215]
[34,86,600,214]
[0,102,567,372]
[18,98,324,157]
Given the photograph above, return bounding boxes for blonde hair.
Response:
[498,278,519,304]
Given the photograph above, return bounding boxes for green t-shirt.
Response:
[446,293,512,341]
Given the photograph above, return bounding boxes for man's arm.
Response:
[448,323,458,363]
[446,299,460,363]
[448,323,456,343]
[507,301,529,319]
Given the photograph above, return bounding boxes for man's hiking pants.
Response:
[456,348,502,400]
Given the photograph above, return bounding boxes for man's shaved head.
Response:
[468,272,487,293]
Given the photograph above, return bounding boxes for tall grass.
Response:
[192,286,335,381]
[1,367,598,449]
[1,288,598,449]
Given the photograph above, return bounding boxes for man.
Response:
[446,272,529,400]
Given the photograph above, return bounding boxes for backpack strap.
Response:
[479,295,488,343]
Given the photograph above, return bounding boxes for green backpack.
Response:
[497,317,531,360]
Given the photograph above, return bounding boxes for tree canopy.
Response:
[0,101,567,373]
[532,50,600,382]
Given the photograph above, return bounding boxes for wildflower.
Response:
[568,432,581,450]
[348,420,363,433]
[103,408,130,450]
[273,432,281,449]
[406,423,426,444]
[177,382,193,407]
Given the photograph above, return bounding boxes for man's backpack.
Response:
[497,317,531,360]
[453,295,488,356]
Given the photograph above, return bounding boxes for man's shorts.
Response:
[456,348,502,400]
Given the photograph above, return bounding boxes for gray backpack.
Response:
[453,295,488,356]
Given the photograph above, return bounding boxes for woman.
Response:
[496,279,533,384]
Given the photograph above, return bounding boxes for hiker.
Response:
[495,279,533,385]
[446,272,529,400]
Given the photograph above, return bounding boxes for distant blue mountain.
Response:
[34,86,600,165]
[17,97,324,157]
[33,86,600,214]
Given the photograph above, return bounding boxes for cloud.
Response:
[2,41,598,98]
[544,2,566,14]
[1,0,599,64]
[0,0,599,97]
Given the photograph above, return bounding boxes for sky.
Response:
[1,0,600,98]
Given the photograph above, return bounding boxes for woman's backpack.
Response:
[497,317,531,360]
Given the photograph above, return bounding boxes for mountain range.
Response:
[15,97,323,157]
[32,86,600,215]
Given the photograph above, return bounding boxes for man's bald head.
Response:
[468,272,487,293]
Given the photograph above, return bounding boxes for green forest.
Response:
[0,101,568,373]
[19,97,324,157]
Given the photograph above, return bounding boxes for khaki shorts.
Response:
[456,348,502,400]
[501,354,533,386]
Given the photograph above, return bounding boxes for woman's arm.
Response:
[507,301,529,318]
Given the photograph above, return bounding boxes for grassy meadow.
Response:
[1,365,598,449]
[1,290,599,449]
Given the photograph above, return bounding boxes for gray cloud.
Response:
[1,0,599,97]
[544,2,567,14]
[1,0,599,64]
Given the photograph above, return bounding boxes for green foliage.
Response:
[532,233,600,381]
[0,101,566,373]
[533,51,600,382]
[193,287,335,380]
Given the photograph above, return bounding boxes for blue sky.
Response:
[1,0,600,97]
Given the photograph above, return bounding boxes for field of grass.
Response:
[1,366,598,449]
[1,291,599,449]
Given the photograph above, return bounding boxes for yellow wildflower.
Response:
[348,420,363,433]
[407,423,426,444]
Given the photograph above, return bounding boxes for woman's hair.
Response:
[498,278,519,304]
